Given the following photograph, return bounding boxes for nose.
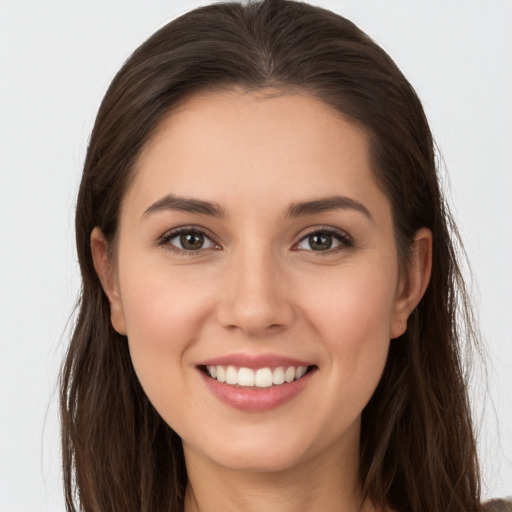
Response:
[216,245,294,337]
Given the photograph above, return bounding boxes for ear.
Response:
[90,227,127,335]
[390,228,433,339]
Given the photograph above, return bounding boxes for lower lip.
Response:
[199,368,315,411]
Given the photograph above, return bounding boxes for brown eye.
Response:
[165,230,215,252]
[296,228,352,253]
[180,232,205,250]
[307,233,333,251]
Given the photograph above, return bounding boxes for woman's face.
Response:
[93,89,426,474]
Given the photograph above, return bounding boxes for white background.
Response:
[0,1,510,510]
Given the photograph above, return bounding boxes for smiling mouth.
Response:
[200,365,317,389]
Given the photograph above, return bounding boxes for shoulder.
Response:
[482,499,512,511]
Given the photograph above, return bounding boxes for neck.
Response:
[183,436,376,512]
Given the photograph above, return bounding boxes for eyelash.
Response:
[157,225,354,256]
[157,226,220,256]
[295,226,354,255]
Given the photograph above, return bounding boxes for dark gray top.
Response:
[483,499,512,511]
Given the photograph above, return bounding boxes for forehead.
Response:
[142,88,370,168]
[123,88,387,220]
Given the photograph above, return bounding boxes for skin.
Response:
[92,89,432,512]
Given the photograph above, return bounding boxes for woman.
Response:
[60,1,504,511]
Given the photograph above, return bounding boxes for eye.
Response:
[295,228,352,253]
[159,228,217,254]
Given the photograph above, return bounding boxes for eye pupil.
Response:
[180,232,204,250]
[309,233,332,251]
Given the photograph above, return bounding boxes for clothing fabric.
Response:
[483,499,512,511]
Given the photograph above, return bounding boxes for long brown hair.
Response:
[60,1,481,510]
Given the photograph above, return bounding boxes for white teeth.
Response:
[226,366,237,385]
[285,367,295,383]
[216,366,226,383]
[205,365,310,387]
[295,366,307,379]
[272,366,285,385]
[255,368,273,388]
[237,367,255,387]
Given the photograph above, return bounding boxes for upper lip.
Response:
[197,353,314,369]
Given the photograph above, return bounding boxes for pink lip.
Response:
[200,371,314,411]
[197,352,313,370]
[197,354,317,411]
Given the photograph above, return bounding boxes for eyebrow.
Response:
[142,193,372,221]
[143,194,226,218]
[285,195,372,220]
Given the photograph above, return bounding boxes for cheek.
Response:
[121,263,212,344]
[305,262,397,339]
[118,264,214,401]
[300,261,397,387]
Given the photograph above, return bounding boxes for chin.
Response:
[183,422,342,475]
[205,444,309,474]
